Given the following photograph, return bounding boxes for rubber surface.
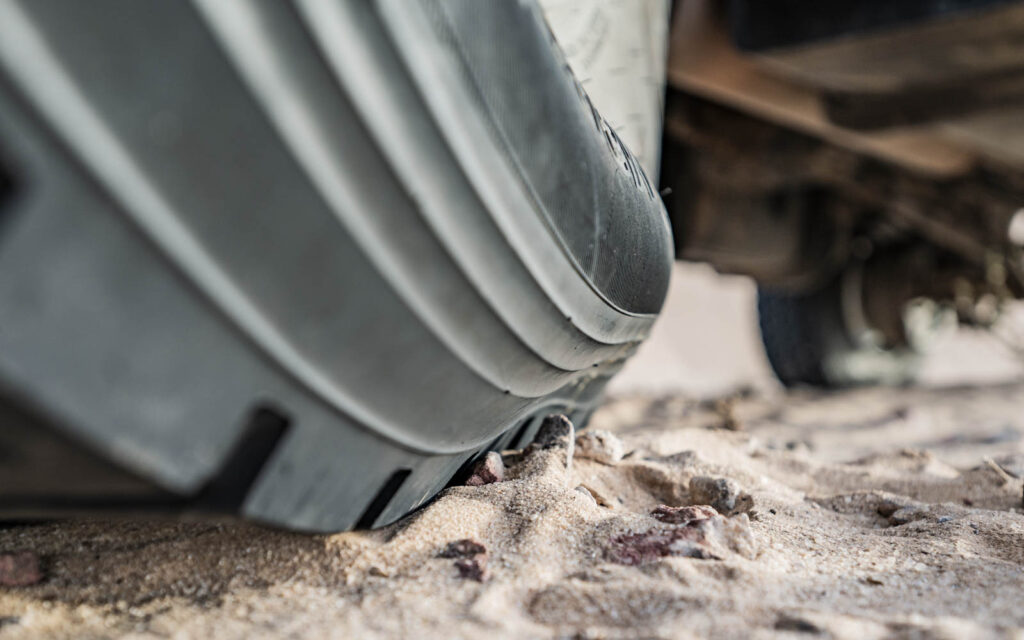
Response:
[757,286,834,387]
[0,0,672,531]
[539,0,671,177]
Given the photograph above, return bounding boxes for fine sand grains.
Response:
[1,382,1023,639]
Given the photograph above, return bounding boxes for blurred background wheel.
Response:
[757,264,923,388]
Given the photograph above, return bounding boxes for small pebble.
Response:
[888,506,924,526]
[650,504,718,525]
[531,415,575,450]
[575,430,625,465]
[574,485,597,505]
[876,499,904,518]
[689,476,742,514]
[439,539,487,559]
[606,527,716,565]
[454,555,489,582]
[465,452,505,486]
[440,539,491,582]
[774,614,821,634]
[0,551,42,587]
[606,509,757,565]
[529,414,575,473]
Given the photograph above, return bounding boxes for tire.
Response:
[538,0,671,176]
[0,0,672,531]
[757,268,920,388]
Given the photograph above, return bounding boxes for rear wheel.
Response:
[757,265,922,387]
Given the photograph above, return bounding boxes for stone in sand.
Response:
[528,414,575,473]
[531,414,575,450]
[887,505,925,526]
[439,539,488,558]
[0,551,42,587]
[439,539,490,582]
[876,498,905,518]
[775,614,822,633]
[689,476,742,514]
[574,485,597,504]
[454,555,489,582]
[465,452,505,486]
[608,508,757,565]
[650,504,718,525]
[575,430,625,464]
[606,526,718,565]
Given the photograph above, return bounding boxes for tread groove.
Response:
[508,418,533,450]
[194,405,292,510]
[0,151,18,222]
[355,468,412,530]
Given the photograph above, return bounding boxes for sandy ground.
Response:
[2,266,1024,639]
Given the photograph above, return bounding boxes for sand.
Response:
[1,378,1023,639]
[2,266,1024,639]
